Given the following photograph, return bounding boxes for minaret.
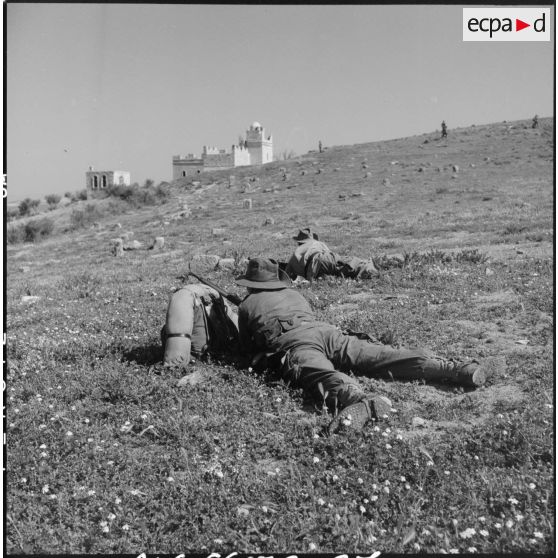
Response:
[245,121,273,165]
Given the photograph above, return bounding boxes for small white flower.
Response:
[87,490,96,496]
[515,514,524,521]
[42,485,49,494]
[449,549,459,554]
[373,426,381,432]
[495,522,502,529]
[371,495,378,502]
[478,516,486,523]
[49,494,57,500]
[122,524,130,531]
[39,424,47,429]
[66,431,73,437]
[385,444,392,449]
[335,513,341,521]
[317,498,325,506]
[506,519,514,529]
[529,483,536,490]
[39,444,47,449]
[383,486,390,494]
[405,483,411,490]
[534,531,544,539]
[460,527,476,539]
[141,414,148,420]
[427,460,434,466]
[214,538,224,545]
[444,470,450,475]
[396,434,403,440]
[357,477,364,484]
[21,478,27,483]
[508,497,519,505]
[167,477,174,482]
[87,438,94,443]
[107,513,116,521]
[413,543,421,551]
[359,505,366,513]
[102,525,109,533]
[422,529,431,536]
[467,547,477,553]
[308,542,317,551]
[480,529,489,537]
[84,418,90,424]
[40,452,48,458]
[332,474,339,482]
[312,456,320,464]
[400,476,406,482]
[71,406,76,411]
[115,497,122,504]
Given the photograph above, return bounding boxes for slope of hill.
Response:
[5,117,554,554]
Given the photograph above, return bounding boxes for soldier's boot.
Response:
[424,359,494,387]
[328,395,392,435]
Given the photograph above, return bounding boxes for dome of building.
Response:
[251,121,262,130]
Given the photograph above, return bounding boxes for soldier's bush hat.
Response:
[293,228,319,242]
[236,258,292,290]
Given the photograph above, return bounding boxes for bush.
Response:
[69,204,103,230]
[7,223,25,244]
[24,217,54,242]
[19,198,41,216]
[77,189,88,201]
[105,182,170,207]
[7,207,20,221]
[45,194,61,209]
[64,191,73,198]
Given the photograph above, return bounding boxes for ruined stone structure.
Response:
[172,122,273,179]
[86,167,131,191]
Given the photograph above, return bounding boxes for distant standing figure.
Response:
[441,120,448,138]
[532,115,539,129]
[318,140,323,153]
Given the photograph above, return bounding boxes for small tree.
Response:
[45,194,61,209]
[144,179,154,188]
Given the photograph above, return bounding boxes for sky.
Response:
[5,4,555,201]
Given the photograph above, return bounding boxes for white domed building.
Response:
[172,121,273,179]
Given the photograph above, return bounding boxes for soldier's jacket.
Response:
[285,239,335,279]
[238,288,317,354]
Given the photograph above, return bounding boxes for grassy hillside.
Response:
[6,118,554,554]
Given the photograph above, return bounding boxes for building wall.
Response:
[232,144,251,167]
[202,152,234,170]
[172,156,204,179]
[86,170,131,190]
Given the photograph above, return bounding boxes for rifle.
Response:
[181,268,243,306]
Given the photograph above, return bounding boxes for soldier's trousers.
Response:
[271,323,451,411]
[307,253,378,280]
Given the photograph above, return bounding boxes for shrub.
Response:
[24,217,54,242]
[18,198,41,216]
[69,204,103,230]
[7,223,25,244]
[45,194,61,209]
[77,189,88,201]
[64,191,73,198]
[7,207,20,221]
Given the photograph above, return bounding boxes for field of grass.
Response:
[6,118,554,554]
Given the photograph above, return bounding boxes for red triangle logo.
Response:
[516,19,530,31]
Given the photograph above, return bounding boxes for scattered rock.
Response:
[365,172,372,178]
[21,295,41,304]
[217,258,235,270]
[192,254,220,267]
[412,417,427,428]
[19,266,30,273]
[124,240,143,251]
[177,370,206,387]
[338,194,346,200]
[515,339,529,345]
[150,237,165,251]
[362,163,368,169]
[263,217,275,225]
[111,238,124,257]
[452,165,459,173]
[112,223,122,230]
[212,228,226,236]
[382,178,390,186]
[333,168,340,172]
[485,268,494,276]
[243,199,253,209]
